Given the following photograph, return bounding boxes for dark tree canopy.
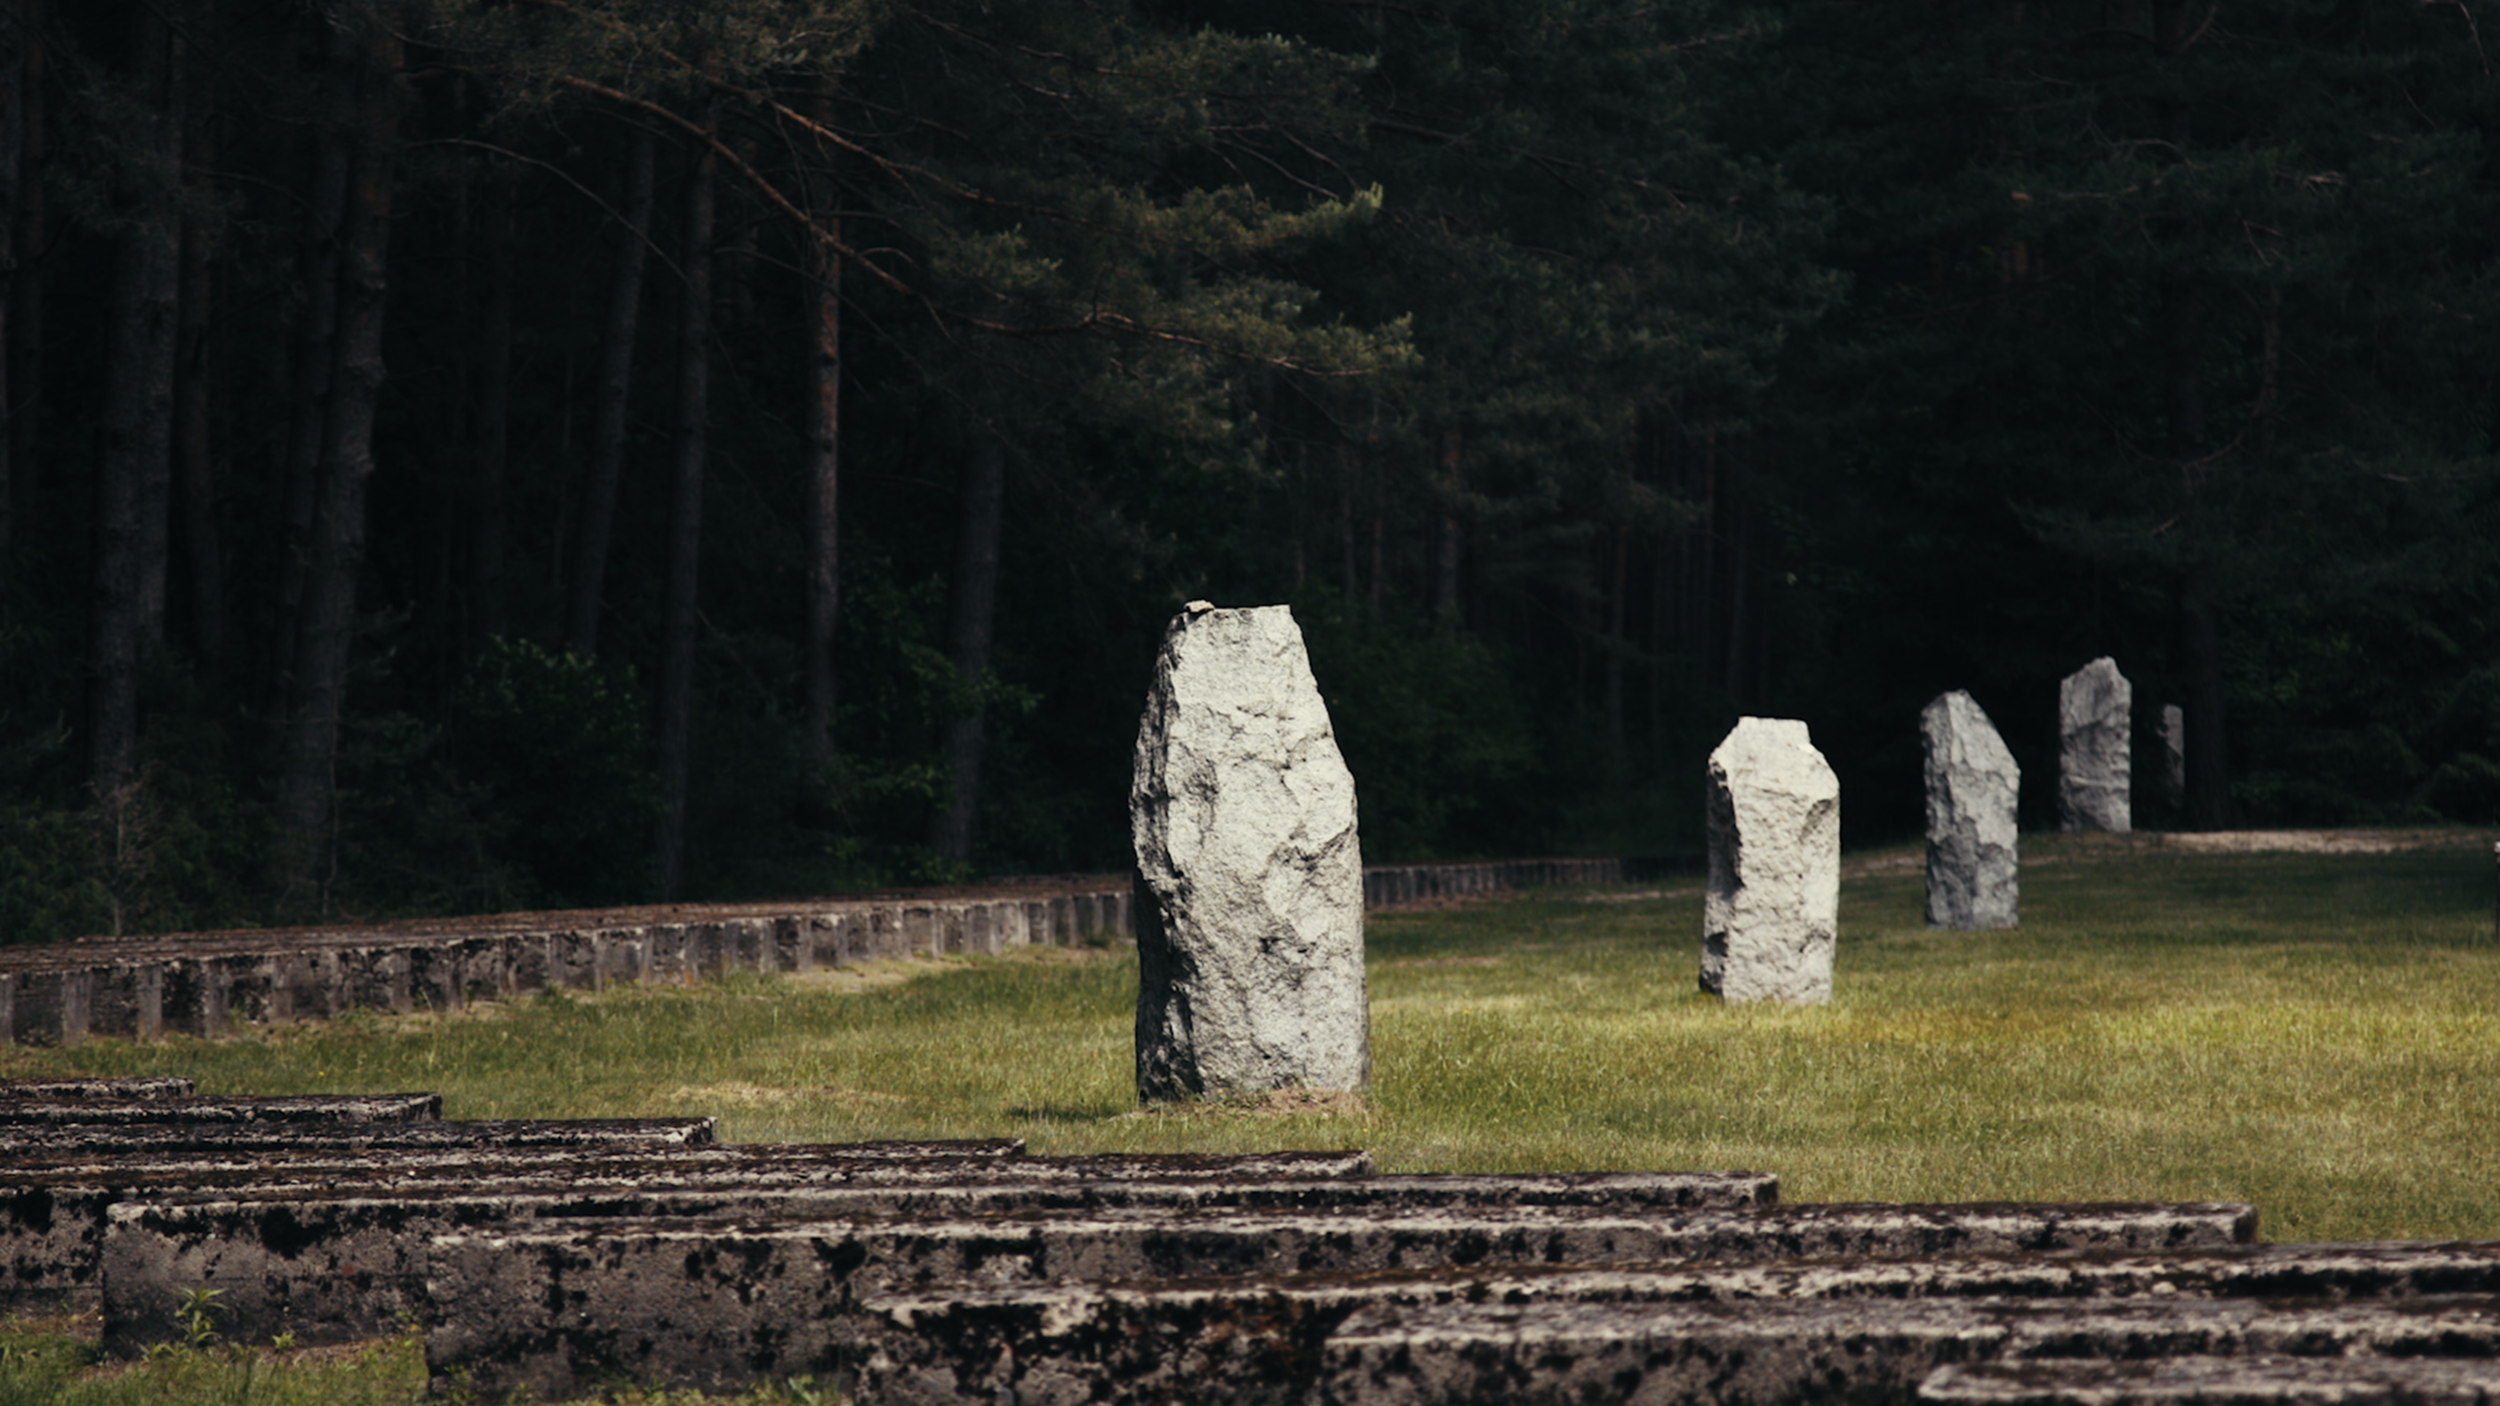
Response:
[1,0,2495,942]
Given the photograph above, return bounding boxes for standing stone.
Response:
[2162,704,2187,808]
[2057,657,2132,833]
[1922,691,2019,930]
[1703,718,1839,1005]
[1131,601,1368,1102]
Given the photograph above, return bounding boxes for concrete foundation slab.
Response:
[0,1077,195,1100]
[419,1200,2255,1399]
[0,1093,441,1127]
[101,1168,1756,1347]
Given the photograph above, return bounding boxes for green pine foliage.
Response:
[3,0,2499,941]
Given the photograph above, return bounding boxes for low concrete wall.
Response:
[0,886,1137,1048]
[0,857,1654,1048]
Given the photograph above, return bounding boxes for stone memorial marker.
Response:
[1130,601,1369,1102]
[1703,718,1838,1005]
[1922,691,2019,930]
[2058,657,2131,833]
[2162,703,2186,808]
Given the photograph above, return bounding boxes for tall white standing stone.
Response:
[1131,601,1369,1102]
[1922,691,2019,930]
[2057,657,2132,833]
[2162,704,2186,808]
[1703,718,1839,1005]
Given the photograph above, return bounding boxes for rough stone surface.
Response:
[423,1200,2254,1401]
[0,1077,194,1100]
[1130,601,1367,1100]
[2058,658,2132,832]
[0,1139,1034,1312]
[0,1093,439,1127]
[104,1170,1766,1349]
[836,1272,2500,1406]
[0,1116,715,1158]
[1923,692,2020,931]
[2163,702,2186,808]
[1317,1294,2500,1406]
[1703,718,1840,1004]
[1922,1353,2500,1404]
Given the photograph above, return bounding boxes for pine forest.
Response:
[2,0,2497,941]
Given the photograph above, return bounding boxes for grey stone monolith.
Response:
[1703,718,1839,1005]
[1131,601,1368,1102]
[2162,704,2186,807]
[2058,657,2131,833]
[1922,692,2019,930]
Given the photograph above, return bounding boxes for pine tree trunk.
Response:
[267,94,352,720]
[2150,0,2230,829]
[2178,563,2231,828]
[1433,431,1462,629]
[133,6,186,646]
[471,159,514,641]
[653,101,715,902]
[5,0,41,547]
[801,227,842,769]
[174,0,222,666]
[270,3,398,912]
[1337,446,1359,603]
[566,129,655,657]
[0,5,20,566]
[89,0,184,795]
[1605,523,1628,767]
[801,80,842,770]
[930,435,1007,867]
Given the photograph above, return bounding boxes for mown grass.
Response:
[4,833,2495,1255]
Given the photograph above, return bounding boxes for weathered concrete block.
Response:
[1923,691,2020,931]
[596,927,647,987]
[1316,1293,2500,1406]
[2058,657,2131,832]
[2163,701,2186,808]
[119,1160,1738,1349]
[0,1076,194,1099]
[1703,718,1840,1004]
[11,968,92,1047]
[421,1198,2254,1402]
[340,946,416,1013]
[645,924,691,982]
[1922,1353,2500,1404]
[409,943,463,1013]
[0,1093,441,1128]
[0,1116,716,1160]
[86,961,164,1041]
[460,936,514,1004]
[424,1197,2264,1404]
[507,933,553,995]
[843,1243,2500,1406]
[1131,602,1368,1101]
[272,948,339,1022]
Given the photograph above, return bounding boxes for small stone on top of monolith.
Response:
[1131,603,1368,1103]
[2058,657,2132,833]
[1923,691,2019,930]
[1703,717,1839,1005]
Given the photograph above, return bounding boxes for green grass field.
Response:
[8,831,2496,1244]
[7,832,2500,1400]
